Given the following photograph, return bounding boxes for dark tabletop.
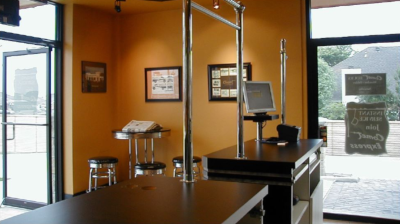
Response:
[112,128,171,140]
[2,177,268,224]
[204,139,323,172]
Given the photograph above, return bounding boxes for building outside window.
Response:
[308,0,400,221]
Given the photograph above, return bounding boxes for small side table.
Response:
[112,129,171,179]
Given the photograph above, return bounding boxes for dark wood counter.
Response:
[203,139,323,224]
[2,176,268,224]
[204,139,322,177]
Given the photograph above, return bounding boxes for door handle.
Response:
[1,122,48,140]
[2,122,48,126]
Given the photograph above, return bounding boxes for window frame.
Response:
[0,1,64,203]
[306,0,400,221]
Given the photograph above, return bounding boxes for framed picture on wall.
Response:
[145,66,182,102]
[82,61,107,93]
[208,63,252,101]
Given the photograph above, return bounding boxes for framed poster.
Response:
[145,66,182,102]
[82,61,107,93]
[208,63,252,101]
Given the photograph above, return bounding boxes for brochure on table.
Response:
[122,120,161,132]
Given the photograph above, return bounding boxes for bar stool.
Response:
[88,156,118,192]
[134,162,166,177]
[172,156,202,178]
[134,139,166,177]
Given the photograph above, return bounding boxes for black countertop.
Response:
[2,176,268,224]
[203,139,323,175]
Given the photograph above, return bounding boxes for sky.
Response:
[311,1,400,51]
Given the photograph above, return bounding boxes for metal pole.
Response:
[183,0,194,182]
[192,2,240,30]
[223,0,241,9]
[236,3,246,159]
[280,39,287,124]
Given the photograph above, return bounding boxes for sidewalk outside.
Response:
[322,155,400,220]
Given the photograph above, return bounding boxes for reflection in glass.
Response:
[318,43,400,220]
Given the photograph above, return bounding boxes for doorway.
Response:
[307,0,400,221]
[0,1,63,213]
[317,43,400,220]
[1,46,52,209]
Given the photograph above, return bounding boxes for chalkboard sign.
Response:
[345,73,386,96]
[345,102,389,155]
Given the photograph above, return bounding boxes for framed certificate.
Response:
[207,63,252,101]
[145,66,182,102]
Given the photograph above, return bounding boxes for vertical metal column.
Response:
[183,0,194,182]
[280,39,287,124]
[235,4,246,159]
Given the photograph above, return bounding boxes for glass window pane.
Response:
[311,1,400,39]
[318,43,400,220]
[0,4,56,40]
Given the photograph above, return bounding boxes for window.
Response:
[0,1,63,208]
[0,4,56,40]
[307,0,400,222]
[311,1,400,38]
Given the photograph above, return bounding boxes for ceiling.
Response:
[50,0,214,14]
[20,0,400,14]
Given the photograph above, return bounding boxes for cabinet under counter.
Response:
[203,139,323,224]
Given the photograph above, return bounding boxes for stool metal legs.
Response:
[88,164,117,192]
[134,138,165,177]
[173,162,201,178]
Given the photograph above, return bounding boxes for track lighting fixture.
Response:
[115,0,126,13]
[213,0,219,9]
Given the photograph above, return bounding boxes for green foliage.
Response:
[320,102,346,120]
[318,57,336,116]
[317,46,400,121]
[318,45,354,67]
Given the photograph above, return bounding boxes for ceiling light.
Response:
[114,0,125,13]
[213,0,219,9]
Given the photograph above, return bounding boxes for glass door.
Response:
[1,47,52,209]
[317,43,400,220]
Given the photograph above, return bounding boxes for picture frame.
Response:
[145,66,182,102]
[208,63,252,101]
[82,61,107,93]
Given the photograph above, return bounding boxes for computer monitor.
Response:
[243,81,276,114]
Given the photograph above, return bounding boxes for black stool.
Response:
[133,138,166,177]
[88,156,118,192]
[134,162,166,177]
[172,156,201,178]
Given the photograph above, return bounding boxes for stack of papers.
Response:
[122,120,161,132]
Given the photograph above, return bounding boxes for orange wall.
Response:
[65,0,308,194]
[116,0,307,175]
[64,5,122,194]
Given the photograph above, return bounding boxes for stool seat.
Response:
[172,155,202,178]
[88,156,118,164]
[172,156,201,163]
[134,161,166,177]
[135,162,166,170]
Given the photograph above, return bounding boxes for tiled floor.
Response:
[324,179,400,220]
[324,220,371,224]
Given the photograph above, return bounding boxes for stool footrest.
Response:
[88,156,118,193]
[92,174,115,179]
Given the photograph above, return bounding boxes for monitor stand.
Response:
[243,113,279,141]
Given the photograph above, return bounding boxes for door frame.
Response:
[305,0,400,222]
[0,1,64,204]
[2,47,52,209]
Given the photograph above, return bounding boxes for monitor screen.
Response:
[243,81,276,114]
